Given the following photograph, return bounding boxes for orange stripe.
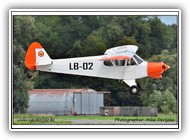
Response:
[100,55,130,61]
[25,42,43,70]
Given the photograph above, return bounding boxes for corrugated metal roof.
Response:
[29,89,96,95]
[97,91,111,94]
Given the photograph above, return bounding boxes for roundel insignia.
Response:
[38,51,44,57]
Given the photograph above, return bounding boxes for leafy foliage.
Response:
[146,90,176,113]
[13,65,29,113]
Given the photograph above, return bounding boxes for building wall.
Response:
[28,90,74,115]
[28,89,105,115]
[74,92,103,115]
[100,106,158,116]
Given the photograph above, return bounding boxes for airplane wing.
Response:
[100,45,138,61]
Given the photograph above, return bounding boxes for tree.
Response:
[13,65,29,113]
[116,36,138,46]
[148,90,163,111]
[147,90,176,113]
[84,34,107,55]
[13,16,36,50]
[161,90,177,113]
[13,43,34,113]
[13,45,25,65]
[103,23,124,46]
[148,17,174,54]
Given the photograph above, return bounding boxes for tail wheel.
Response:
[130,85,139,95]
[27,73,32,79]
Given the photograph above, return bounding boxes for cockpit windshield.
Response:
[133,54,144,64]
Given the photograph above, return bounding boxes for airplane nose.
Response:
[148,62,170,79]
[162,64,170,71]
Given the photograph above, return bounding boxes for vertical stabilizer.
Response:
[25,42,52,70]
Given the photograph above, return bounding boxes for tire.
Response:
[130,85,139,95]
[27,73,32,79]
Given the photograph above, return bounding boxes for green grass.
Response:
[13,114,177,125]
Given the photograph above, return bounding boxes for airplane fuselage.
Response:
[37,55,148,80]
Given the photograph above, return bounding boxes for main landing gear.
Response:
[130,85,139,95]
[123,80,141,95]
[129,84,141,95]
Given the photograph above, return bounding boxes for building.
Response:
[100,106,158,116]
[28,89,109,115]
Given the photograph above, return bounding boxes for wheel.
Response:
[130,85,139,95]
[130,86,139,95]
[27,73,32,79]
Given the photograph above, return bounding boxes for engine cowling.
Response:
[148,62,170,79]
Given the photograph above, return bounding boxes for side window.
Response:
[128,58,136,65]
[115,60,125,66]
[103,60,113,66]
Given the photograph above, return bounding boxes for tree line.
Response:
[13,15,178,114]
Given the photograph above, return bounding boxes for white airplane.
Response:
[25,42,170,95]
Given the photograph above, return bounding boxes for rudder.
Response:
[25,42,52,70]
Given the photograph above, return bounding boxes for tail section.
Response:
[25,42,52,70]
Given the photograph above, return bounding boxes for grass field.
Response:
[13,114,177,125]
